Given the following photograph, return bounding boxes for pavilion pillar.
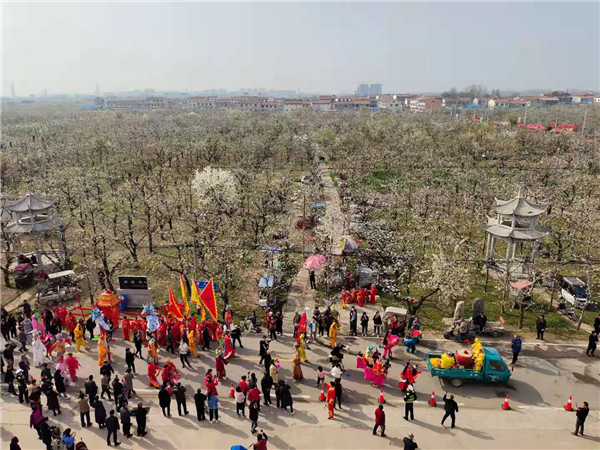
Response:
[506,240,513,261]
[487,235,495,261]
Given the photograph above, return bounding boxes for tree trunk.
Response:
[3,270,11,288]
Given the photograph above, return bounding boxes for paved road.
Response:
[1,332,599,449]
[2,396,599,450]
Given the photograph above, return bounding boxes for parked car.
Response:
[559,276,592,309]
[13,263,34,289]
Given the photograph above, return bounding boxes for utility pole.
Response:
[581,107,588,137]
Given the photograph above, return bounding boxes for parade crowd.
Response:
[2,297,598,450]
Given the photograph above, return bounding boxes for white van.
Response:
[559,276,589,309]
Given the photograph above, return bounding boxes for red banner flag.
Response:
[200,278,218,321]
[298,311,307,335]
[168,286,184,320]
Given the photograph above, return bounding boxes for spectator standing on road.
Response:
[403,385,417,421]
[85,375,98,405]
[594,314,600,334]
[61,429,76,450]
[373,404,386,437]
[112,376,124,406]
[309,270,316,289]
[100,360,115,378]
[441,393,459,428]
[78,393,92,427]
[208,391,219,423]
[261,371,273,406]
[119,401,132,438]
[133,333,143,359]
[253,431,268,450]
[9,436,21,450]
[586,331,597,357]
[123,369,135,398]
[46,386,61,416]
[174,382,189,416]
[536,315,547,340]
[349,307,358,336]
[235,386,246,417]
[259,336,269,365]
[403,433,418,450]
[159,384,172,417]
[101,373,112,400]
[132,402,149,437]
[334,379,343,410]
[360,312,369,336]
[17,327,28,353]
[29,403,44,439]
[511,335,522,365]
[373,312,382,337]
[279,380,294,415]
[125,348,136,374]
[39,417,52,450]
[178,340,192,369]
[95,396,107,429]
[249,400,259,434]
[194,388,206,421]
[572,402,589,436]
[231,325,243,348]
[105,409,121,447]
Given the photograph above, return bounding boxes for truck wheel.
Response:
[450,378,464,387]
[490,330,501,338]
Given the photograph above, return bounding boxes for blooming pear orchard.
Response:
[1,104,599,334]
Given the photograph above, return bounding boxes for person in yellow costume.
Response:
[74,323,88,351]
[474,352,485,371]
[97,335,110,366]
[298,333,308,362]
[329,321,339,348]
[147,338,158,364]
[471,338,483,355]
[188,329,199,358]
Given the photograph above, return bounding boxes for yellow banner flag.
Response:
[191,279,206,321]
[180,274,190,317]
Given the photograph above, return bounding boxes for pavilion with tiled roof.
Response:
[481,190,549,262]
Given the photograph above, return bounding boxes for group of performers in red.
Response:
[340,284,377,308]
[137,314,236,390]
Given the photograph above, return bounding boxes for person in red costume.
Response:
[398,362,421,392]
[65,352,81,381]
[122,317,131,341]
[224,334,236,359]
[66,314,77,340]
[147,361,160,388]
[157,320,168,347]
[205,370,219,396]
[349,288,356,304]
[357,288,366,307]
[215,347,228,380]
[326,383,336,419]
[171,321,181,344]
[370,284,378,305]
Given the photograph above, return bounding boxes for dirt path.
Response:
[283,167,346,331]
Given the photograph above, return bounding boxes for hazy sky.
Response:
[2,2,599,96]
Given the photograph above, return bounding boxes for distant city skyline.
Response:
[2,2,598,97]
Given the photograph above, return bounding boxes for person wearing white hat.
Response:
[403,385,417,421]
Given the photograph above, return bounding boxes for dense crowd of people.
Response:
[1,300,597,450]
